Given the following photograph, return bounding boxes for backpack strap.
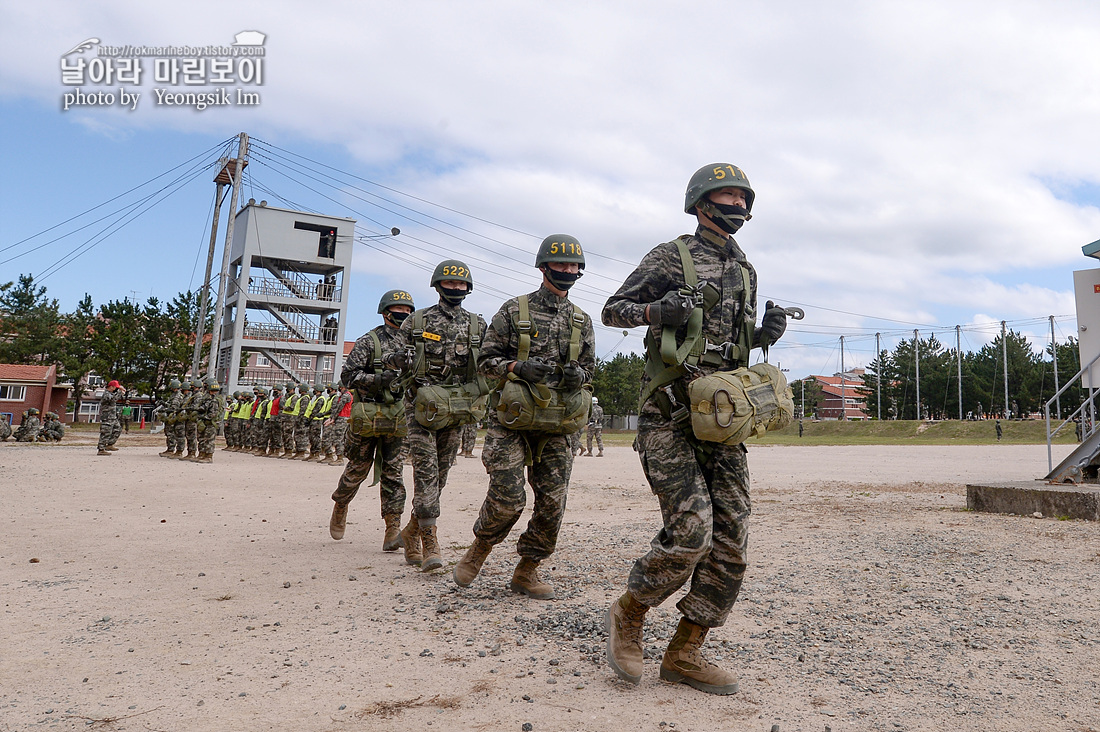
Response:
[367,330,383,373]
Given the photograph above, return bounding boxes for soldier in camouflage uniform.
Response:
[453,236,595,599]
[329,290,414,548]
[307,384,331,461]
[385,260,487,572]
[0,417,12,441]
[602,164,788,695]
[585,397,605,456]
[183,380,201,459]
[221,391,238,450]
[250,387,270,454]
[96,381,126,455]
[278,383,300,458]
[191,378,224,463]
[568,430,582,457]
[16,408,43,442]
[159,380,183,456]
[459,422,478,458]
[168,381,192,458]
[322,383,352,465]
[293,385,313,458]
[230,391,255,451]
[38,412,64,442]
[262,384,284,457]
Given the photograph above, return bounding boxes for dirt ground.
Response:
[2,434,1098,732]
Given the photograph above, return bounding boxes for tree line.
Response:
[0,273,211,415]
[792,331,1082,421]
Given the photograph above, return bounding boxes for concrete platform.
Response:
[966,480,1100,521]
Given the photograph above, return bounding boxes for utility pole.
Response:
[914,329,921,420]
[1002,320,1009,419]
[207,132,250,382]
[1050,315,1060,419]
[839,336,846,421]
[191,169,228,378]
[875,332,882,420]
[801,378,805,419]
[956,325,963,420]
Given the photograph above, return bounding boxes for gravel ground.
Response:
[1,437,1098,732]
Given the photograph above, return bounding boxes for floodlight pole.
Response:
[876,332,882,420]
[956,325,963,420]
[914,329,921,420]
[1050,315,1060,419]
[1002,320,1009,418]
[191,172,228,378]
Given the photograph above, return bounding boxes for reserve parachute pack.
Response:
[491,295,591,435]
[350,330,408,438]
[410,310,489,430]
[688,362,794,444]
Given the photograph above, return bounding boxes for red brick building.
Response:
[0,364,72,426]
[812,369,869,420]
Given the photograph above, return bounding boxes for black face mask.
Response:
[701,200,752,235]
[386,311,410,327]
[437,286,468,305]
[543,267,583,292]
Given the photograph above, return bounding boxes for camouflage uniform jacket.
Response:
[341,323,403,401]
[386,300,487,389]
[479,284,596,388]
[99,388,124,421]
[602,225,758,421]
[163,390,183,422]
[589,402,604,425]
[196,391,224,426]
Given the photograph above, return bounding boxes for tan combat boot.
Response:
[382,514,403,552]
[453,538,493,587]
[184,449,197,461]
[106,445,119,451]
[159,448,173,457]
[606,592,648,684]
[330,502,348,540]
[400,515,422,566]
[197,452,213,464]
[419,524,443,572]
[169,449,184,459]
[659,618,739,695]
[509,557,554,599]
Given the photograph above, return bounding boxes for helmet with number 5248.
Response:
[684,163,755,214]
[430,260,474,292]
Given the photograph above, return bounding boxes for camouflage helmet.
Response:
[47,412,58,419]
[204,377,221,391]
[28,407,40,415]
[684,163,755,214]
[313,383,325,393]
[181,380,193,390]
[232,391,241,399]
[535,235,585,269]
[378,289,415,314]
[430,260,474,292]
[284,382,295,392]
[168,379,181,390]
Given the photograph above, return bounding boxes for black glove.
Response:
[349,371,371,390]
[561,362,584,390]
[649,290,695,327]
[758,300,788,346]
[513,360,554,384]
[379,370,399,392]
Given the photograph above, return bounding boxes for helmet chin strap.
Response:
[697,199,752,235]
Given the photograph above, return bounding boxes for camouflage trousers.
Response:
[186,421,199,453]
[473,424,573,561]
[627,418,750,628]
[460,422,477,453]
[265,418,283,453]
[331,430,408,516]
[171,422,187,451]
[309,419,324,454]
[322,416,346,456]
[231,417,249,447]
[295,416,311,453]
[280,414,296,452]
[165,421,179,452]
[586,424,604,454]
[250,419,265,449]
[198,422,218,454]
[97,418,121,450]
[405,416,462,521]
[569,431,582,456]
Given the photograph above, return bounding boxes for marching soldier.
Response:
[601,164,788,694]
[159,379,183,457]
[329,289,414,548]
[453,235,594,599]
[386,260,487,572]
[96,381,126,455]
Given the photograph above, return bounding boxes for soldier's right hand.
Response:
[379,370,399,392]
[649,290,695,327]
[349,371,371,390]
[513,360,554,384]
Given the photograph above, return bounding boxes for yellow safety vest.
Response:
[283,393,302,417]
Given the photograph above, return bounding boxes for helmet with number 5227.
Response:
[377,289,415,314]
[684,163,755,214]
[535,235,586,269]
[430,260,474,292]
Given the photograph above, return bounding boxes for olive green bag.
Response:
[350,331,408,437]
[410,311,489,430]
[491,295,591,435]
[687,362,794,444]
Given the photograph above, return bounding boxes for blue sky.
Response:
[3,0,1100,380]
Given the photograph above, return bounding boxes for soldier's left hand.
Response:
[759,301,788,346]
[561,362,584,390]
